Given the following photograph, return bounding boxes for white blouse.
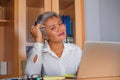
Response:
[25,41,82,76]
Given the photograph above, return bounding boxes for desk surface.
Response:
[78,77,120,80]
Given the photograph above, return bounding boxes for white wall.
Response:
[84,0,101,41]
[99,0,120,41]
[84,0,120,42]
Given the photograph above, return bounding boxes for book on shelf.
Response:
[0,61,7,75]
[61,15,74,43]
[61,15,73,37]
[26,46,33,55]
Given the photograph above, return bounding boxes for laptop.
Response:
[77,41,120,79]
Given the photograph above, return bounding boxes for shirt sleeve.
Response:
[25,42,43,76]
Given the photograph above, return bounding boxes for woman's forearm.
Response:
[25,42,43,76]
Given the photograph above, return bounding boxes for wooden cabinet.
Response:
[0,0,85,78]
[0,0,19,78]
[0,0,26,78]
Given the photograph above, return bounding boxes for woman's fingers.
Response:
[30,24,44,43]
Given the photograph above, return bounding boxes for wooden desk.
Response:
[77,76,120,80]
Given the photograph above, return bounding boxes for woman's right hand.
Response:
[31,24,44,43]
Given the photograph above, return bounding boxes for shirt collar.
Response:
[43,41,74,58]
[43,40,51,53]
[43,41,59,58]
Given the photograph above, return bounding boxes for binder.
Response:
[61,15,72,36]
[0,61,7,75]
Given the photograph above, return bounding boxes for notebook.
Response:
[77,41,120,78]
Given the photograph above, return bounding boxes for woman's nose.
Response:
[56,24,61,32]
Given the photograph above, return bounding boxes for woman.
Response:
[25,11,82,76]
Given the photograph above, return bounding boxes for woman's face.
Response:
[45,16,66,43]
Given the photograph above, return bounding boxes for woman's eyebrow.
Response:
[47,19,61,28]
[48,24,55,29]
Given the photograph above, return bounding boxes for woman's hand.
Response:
[31,24,44,43]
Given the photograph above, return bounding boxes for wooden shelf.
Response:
[0,74,19,79]
[26,42,34,46]
[0,19,11,22]
[0,20,12,26]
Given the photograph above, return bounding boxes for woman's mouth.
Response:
[58,32,65,36]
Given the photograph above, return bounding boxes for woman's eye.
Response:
[50,26,55,30]
[59,22,63,25]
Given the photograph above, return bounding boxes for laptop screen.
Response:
[77,41,120,78]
